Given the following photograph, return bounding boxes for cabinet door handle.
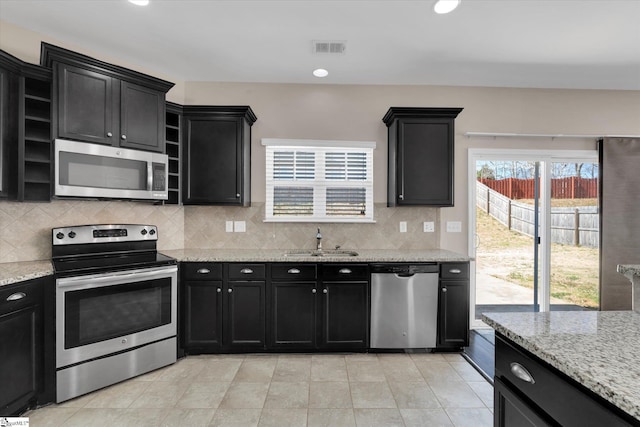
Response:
[240,268,253,274]
[442,288,447,293]
[338,268,352,274]
[106,132,113,137]
[228,288,233,293]
[311,288,317,294]
[287,268,301,274]
[216,288,222,293]
[236,193,240,198]
[510,362,536,384]
[449,268,462,274]
[323,288,328,294]
[121,134,127,140]
[399,194,404,200]
[196,268,210,274]
[7,292,26,301]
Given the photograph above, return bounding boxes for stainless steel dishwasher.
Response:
[370,264,439,349]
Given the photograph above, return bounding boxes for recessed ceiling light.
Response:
[434,0,460,14]
[313,69,329,78]
[129,0,149,6]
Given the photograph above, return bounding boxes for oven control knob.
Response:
[56,232,64,240]
[149,229,156,235]
[122,338,127,344]
[141,229,148,235]
[68,231,76,238]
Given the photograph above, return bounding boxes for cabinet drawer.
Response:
[228,263,266,280]
[496,335,633,426]
[271,264,317,280]
[322,264,369,281]
[182,263,223,280]
[0,279,44,316]
[440,262,469,279]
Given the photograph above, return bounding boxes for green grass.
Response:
[477,207,599,308]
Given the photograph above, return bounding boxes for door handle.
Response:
[240,268,253,274]
[197,268,210,274]
[338,268,352,274]
[288,268,301,274]
[449,269,462,274]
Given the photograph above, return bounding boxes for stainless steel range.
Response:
[52,224,177,403]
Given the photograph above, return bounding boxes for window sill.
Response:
[263,218,376,224]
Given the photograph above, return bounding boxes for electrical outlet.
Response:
[423,221,435,232]
[399,221,407,233]
[234,221,246,232]
[446,221,462,233]
[225,221,234,232]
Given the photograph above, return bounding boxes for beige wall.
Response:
[185,81,640,253]
[1,21,640,262]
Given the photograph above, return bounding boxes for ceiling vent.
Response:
[312,40,346,55]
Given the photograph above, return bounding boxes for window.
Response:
[263,139,375,222]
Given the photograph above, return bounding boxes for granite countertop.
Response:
[483,311,640,422]
[162,248,471,263]
[0,260,54,287]
[0,249,470,288]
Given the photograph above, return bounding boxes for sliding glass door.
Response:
[469,150,599,324]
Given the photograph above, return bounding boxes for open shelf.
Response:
[164,105,182,205]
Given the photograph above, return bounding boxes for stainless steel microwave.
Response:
[54,139,168,201]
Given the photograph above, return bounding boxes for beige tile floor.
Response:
[25,353,493,427]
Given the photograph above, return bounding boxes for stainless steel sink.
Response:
[284,249,359,257]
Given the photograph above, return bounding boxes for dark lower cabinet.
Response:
[494,378,551,427]
[181,263,266,353]
[321,281,369,349]
[0,277,44,416]
[183,277,223,351]
[269,263,369,351]
[226,280,266,348]
[438,263,470,348]
[271,281,317,349]
[495,334,635,426]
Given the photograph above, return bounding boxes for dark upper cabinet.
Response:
[383,107,463,206]
[0,53,19,199]
[41,43,173,153]
[0,277,45,416]
[438,262,470,348]
[182,106,256,206]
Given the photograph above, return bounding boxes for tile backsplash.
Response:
[0,201,439,263]
[0,200,184,263]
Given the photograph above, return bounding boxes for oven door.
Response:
[56,265,177,368]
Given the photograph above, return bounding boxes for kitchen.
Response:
[1,1,640,426]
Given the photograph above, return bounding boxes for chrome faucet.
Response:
[316,228,322,251]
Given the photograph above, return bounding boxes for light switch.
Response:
[446,221,462,233]
[423,221,435,232]
[399,221,407,233]
[225,221,234,232]
[234,221,246,232]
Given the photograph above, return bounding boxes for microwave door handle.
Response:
[147,163,153,191]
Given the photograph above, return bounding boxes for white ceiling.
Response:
[1,0,639,90]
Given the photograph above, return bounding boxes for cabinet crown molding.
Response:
[382,107,463,126]
[40,42,174,93]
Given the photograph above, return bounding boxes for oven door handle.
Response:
[56,265,178,288]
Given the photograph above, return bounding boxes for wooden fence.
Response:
[476,182,599,248]
[478,177,597,200]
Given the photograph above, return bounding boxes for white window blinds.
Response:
[263,139,375,222]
